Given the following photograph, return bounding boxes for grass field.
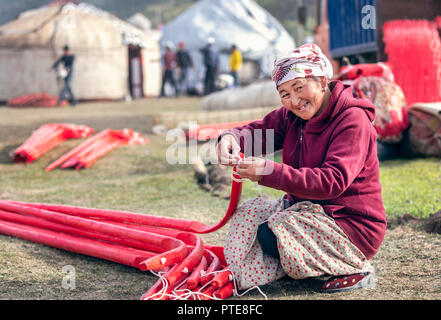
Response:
[0,97,440,300]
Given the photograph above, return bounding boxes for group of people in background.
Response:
[160,38,242,98]
[50,39,243,104]
[160,41,194,98]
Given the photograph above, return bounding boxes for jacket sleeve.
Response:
[218,107,288,156]
[52,57,62,69]
[258,108,373,200]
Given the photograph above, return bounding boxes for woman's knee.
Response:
[257,222,280,260]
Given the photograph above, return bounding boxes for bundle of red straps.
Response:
[0,157,245,300]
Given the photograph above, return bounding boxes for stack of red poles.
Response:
[7,93,67,108]
[0,158,244,300]
[46,129,149,171]
[186,120,255,141]
[13,124,94,164]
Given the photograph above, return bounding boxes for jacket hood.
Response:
[305,80,376,132]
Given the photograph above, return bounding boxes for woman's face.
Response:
[277,77,327,120]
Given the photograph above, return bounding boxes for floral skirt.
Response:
[224,197,374,290]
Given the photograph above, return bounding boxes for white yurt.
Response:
[160,0,295,87]
[0,1,161,102]
[127,13,153,34]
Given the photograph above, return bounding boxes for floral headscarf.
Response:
[272,43,334,86]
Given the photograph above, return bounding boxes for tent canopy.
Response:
[160,0,296,78]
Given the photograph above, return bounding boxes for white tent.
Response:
[0,2,161,101]
[160,0,295,87]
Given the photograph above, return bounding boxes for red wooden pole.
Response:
[186,256,207,289]
[0,209,164,254]
[0,219,153,270]
[46,129,111,171]
[200,249,221,285]
[211,268,233,288]
[213,281,234,299]
[0,201,188,269]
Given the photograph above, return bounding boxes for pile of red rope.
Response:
[13,123,94,164]
[0,161,244,300]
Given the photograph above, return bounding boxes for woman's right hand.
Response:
[217,134,241,166]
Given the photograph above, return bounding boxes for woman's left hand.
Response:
[236,157,266,182]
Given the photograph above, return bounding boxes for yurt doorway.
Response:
[128,45,144,99]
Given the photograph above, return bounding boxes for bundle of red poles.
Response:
[0,159,244,300]
[46,129,149,171]
[7,93,67,108]
[13,123,94,164]
[186,120,255,141]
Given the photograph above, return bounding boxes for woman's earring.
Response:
[322,87,326,93]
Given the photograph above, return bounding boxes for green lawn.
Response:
[0,98,440,299]
[0,98,440,221]
[379,158,441,218]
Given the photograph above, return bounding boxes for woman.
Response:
[217,44,386,293]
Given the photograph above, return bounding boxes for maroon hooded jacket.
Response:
[224,81,387,260]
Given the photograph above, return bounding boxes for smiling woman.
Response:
[277,77,330,121]
[216,43,386,293]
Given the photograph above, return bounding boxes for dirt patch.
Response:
[0,144,19,164]
[193,158,232,199]
[1,224,440,300]
[388,209,441,234]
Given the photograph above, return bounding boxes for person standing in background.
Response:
[200,37,219,95]
[52,45,77,106]
[159,42,179,98]
[229,44,242,87]
[176,42,194,95]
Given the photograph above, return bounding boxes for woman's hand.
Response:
[217,134,241,166]
[236,157,266,182]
